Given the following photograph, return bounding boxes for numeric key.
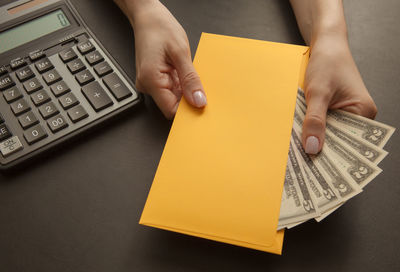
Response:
[24,124,48,145]
[3,86,23,103]
[39,101,59,119]
[31,89,51,106]
[18,111,39,129]
[47,114,68,133]
[10,98,31,116]
[59,92,79,109]
[23,78,42,94]
[43,69,62,85]
[50,81,70,97]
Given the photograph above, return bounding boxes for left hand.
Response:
[302,33,377,154]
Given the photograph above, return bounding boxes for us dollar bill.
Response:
[293,106,362,202]
[297,87,395,148]
[328,110,395,148]
[296,95,388,164]
[291,131,341,213]
[278,143,319,227]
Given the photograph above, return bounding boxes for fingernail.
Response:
[193,91,207,107]
[305,136,320,154]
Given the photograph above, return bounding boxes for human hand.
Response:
[302,33,377,154]
[116,0,207,119]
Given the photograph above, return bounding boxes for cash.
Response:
[278,89,395,229]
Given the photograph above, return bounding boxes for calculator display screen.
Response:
[0,9,70,54]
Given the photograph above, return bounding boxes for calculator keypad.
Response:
[0,37,138,167]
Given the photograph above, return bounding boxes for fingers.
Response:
[302,88,330,154]
[136,68,181,119]
[169,47,207,108]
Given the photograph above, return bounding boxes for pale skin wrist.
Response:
[114,0,160,27]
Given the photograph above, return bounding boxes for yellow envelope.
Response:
[140,33,309,254]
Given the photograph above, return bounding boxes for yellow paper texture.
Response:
[140,33,309,254]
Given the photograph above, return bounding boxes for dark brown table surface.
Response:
[1,0,399,271]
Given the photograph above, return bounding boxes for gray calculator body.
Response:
[0,0,141,170]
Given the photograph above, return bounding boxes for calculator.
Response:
[0,0,141,170]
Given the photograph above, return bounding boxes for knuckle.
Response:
[305,113,325,129]
[181,71,200,88]
[170,43,190,59]
[363,99,378,119]
[305,84,331,103]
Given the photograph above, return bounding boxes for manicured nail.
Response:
[193,91,207,107]
[305,136,319,154]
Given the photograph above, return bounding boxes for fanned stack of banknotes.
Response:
[278,89,396,230]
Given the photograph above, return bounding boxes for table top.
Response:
[1,0,399,271]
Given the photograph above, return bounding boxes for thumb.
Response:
[302,90,330,154]
[172,52,207,108]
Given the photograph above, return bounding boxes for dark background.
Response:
[1,0,399,271]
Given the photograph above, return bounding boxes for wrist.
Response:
[114,0,160,26]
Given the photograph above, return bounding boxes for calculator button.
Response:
[29,50,45,61]
[50,81,70,97]
[59,48,78,63]
[67,105,88,123]
[0,136,23,157]
[16,66,34,82]
[59,92,79,109]
[39,101,59,119]
[10,98,31,116]
[43,69,62,85]
[47,114,68,133]
[18,111,39,129]
[0,124,12,141]
[82,82,113,112]
[10,57,26,70]
[94,62,113,77]
[35,58,54,73]
[0,66,7,76]
[103,73,132,101]
[75,69,94,85]
[24,124,48,145]
[23,78,42,94]
[3,86,23,103]
[67,59,86,74]
[31,89,51,106]
[0,74,15,91]
[77,40,95,54]
[85,50,104,66]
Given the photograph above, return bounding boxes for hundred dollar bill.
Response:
[297,88,395,148]
[293,106,362,202]
[296,96,388,164]
[278,143,319,227]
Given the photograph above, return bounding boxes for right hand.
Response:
[117,0,207,119]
